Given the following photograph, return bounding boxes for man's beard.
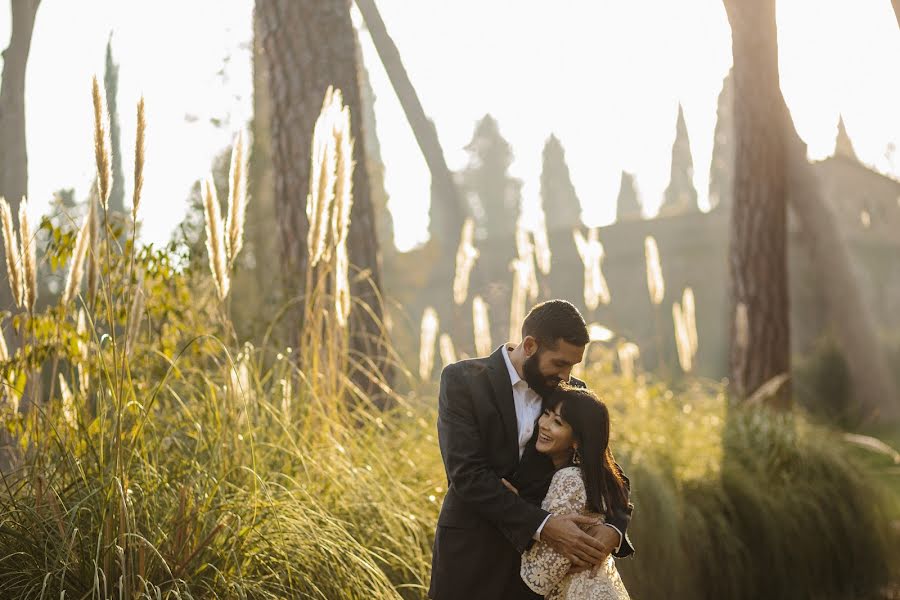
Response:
[522,351,562,398]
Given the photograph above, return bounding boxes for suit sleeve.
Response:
[437,365,549,553]
[606,463,635,558]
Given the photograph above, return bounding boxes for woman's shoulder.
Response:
[550,466,584,489]
[545,467,587,510]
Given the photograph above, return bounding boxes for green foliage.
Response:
[595,373,898,600]
[0,183,895,599]
[794,334,854,426]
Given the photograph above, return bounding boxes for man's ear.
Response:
[523,336,538,357]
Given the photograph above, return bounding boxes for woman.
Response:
[520,384,632,599]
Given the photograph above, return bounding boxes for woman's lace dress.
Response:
[520,467,631,599]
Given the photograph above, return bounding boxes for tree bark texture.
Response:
[255,0,387,383]
[0,0,40,313]
[723,0,792,409]
[354,0,467,251]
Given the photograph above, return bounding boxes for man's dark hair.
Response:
[521,299,589,349]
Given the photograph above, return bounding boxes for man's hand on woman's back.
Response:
[540,514,610,568]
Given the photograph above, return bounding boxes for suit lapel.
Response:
[487,345,520,465]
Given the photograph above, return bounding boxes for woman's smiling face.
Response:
[535,402,576,467]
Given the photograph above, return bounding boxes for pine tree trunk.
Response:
[255,0,389,388]
[354,0,476,347]
[0,0,40,312]
[353,0,467,250]
[785,128,900,423]
[723,0,791,409]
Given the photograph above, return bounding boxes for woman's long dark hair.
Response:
[546,384,629,515]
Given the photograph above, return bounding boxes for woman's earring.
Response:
[572,448,582,466]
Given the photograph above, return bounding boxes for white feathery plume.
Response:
[452,218,480,305]
[617,341,640,380]
[419,307,439,380]
[91,75,112,211]
[63,218,91,305]
[439,333,457,367]
[225,129,248,265]
[307,87,338,268]
[18,198,37,313]
[574,228,610,310]
[203,177,230,300]
[682,287,698,356]
[532,210,552,275]
[672,302,693,373]
[644,236,665,305]
[0,197,23,308]
[59,374,76,429]
[472,296,493,357]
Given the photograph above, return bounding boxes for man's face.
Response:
[521,337,585,397]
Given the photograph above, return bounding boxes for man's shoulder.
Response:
[441,355,491,381]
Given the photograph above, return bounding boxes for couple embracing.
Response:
[429,300,634,600]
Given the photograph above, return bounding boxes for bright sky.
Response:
[2,1,898,252]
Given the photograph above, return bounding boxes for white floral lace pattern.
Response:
[520,467,631,600]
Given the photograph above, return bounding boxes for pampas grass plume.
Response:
[0,197,23,308]
[63,218,90,306]
[452,218,479,306]
[419,307,439,380]
[645,235,665,305]
[18,198,37,313]
[91,75,112,211]
[132,97,146,221]
[472,296,492,357]
[306,87,338,268]
[203,177,230,300]
[226,129,248,265]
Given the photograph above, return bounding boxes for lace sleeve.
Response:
[520,467,587,595]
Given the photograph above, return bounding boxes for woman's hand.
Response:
[500,478,519,495]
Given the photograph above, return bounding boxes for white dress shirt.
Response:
[501,345,544,459]
[502,345,623,551]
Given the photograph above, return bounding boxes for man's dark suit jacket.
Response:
[428,345,634,600]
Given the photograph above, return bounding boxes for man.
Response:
[429,300,634,600]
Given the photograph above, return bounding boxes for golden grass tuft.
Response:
[574,227,611,310]
[439,333,457,367]
[18,198,37,313]
[452,218,479,306]
[0,321,8,362]
[86,187,99,306]
[125,272,145,356]
[331,105,354,326]
[682,287,698,357]
[672,301,693,373]
[62,218,90,306]
[91,75,112,211]
[532,211,552,275]
[644,235,665,305]
[203,177,230,300]
[419,307,439,380]
[58,374,75,429]
[0,197,23,308]
[132,97,146,221]
[307,87,339,268]
[226,129,248,266]
[472,295,492,357]
[76,308,89,397]
[509,221,538,342]
[616,341,641,379]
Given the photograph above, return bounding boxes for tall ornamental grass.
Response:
[0,78,895,600]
